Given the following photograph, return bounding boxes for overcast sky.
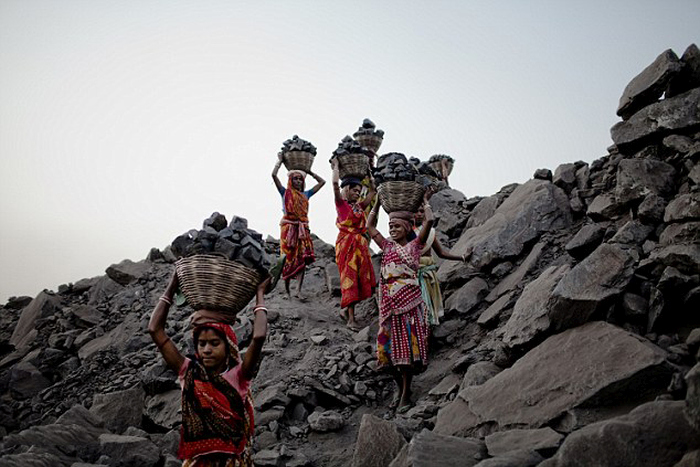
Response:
[1,1,698,303]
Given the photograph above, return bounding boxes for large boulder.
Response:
[439,180,571,283]
[616,49,682,119]
[485,427,563,457]
[430,188,471,240]
[105,259,151,286]
[144,389,181,431]
[502,264,570,349]
[8,361,51,399]
[352,414,406,467]
[486,242,545,302]
[9,291,61,348]
[664,192,700,223]
[686,362,700,432]
[444,277,488,314]
[610,87,700,150]
[438,322,672,435]
[90,386,145,434]
[388,429,486,467]
[547,244,635,332]
[615,158,677,206]
[98,433,160,467]
[667,43,700,97]
[540,401,700,467]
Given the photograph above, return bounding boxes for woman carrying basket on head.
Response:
[413,204,471,327]
[149,272,271,467]
[332,158,376,330]
[272,154,326,299]
[367,191,434,413]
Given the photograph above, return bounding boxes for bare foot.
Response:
[347,320,361,331]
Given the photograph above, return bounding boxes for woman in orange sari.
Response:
[272,155,325,298]
[331,159,376,330]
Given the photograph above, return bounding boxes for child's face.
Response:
[197,329,228,372]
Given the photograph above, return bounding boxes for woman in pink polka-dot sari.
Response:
[367,193,434,413]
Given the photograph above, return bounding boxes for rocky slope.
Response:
[1,44,700,467]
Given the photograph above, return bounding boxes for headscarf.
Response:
[284,172,309,222]
[178,322,252,460]
[389,211,414,235]
[288,170,307,191]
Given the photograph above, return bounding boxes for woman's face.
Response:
[197,328,228,372]
[345,184,362,203]
[389,220,408,242]
[415,206,425,224]
[291,174,304,191]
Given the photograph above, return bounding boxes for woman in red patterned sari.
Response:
[367,192,434,413]
[272,155,325,298]
[332,159,376,330]
[149,272,271,466]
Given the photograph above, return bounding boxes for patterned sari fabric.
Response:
[335,199,376,308]
[280,176,315,280]
[376,238,429,371]
[179,323,254,466]
[414,228,444,326]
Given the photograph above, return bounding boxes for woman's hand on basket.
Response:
[424,186,435,202]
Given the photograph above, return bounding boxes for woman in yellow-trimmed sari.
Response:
[331,159,376,330]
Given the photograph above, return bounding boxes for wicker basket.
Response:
[175,254,262,321]
[430,159,454,177]
[377,180,425,213]
[337,153,370,179]
[354,134,383,153]
[283,151,315,172]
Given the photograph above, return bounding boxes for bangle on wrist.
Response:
[254,306,268,314]
[159,295,173,306]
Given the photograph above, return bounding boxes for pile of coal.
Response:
[352,118,384,139]
[428,153,455,164]
[280,135,317,155]
[372,152,420,185]
[169,212,272,272]
[330,135,374,160]
[409,157,444,188]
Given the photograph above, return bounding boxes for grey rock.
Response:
[485,427,563,457]
[452,322,672,433]
[659,221,700,246]
[616,49,682,119]
[144,389,180,431]
[638,193,668,225]
[486,242,544,302]
[105,259,151,286]
[324,263,341,296]
[611,87,700,150]
[686,363,700,431]
[621,292,649,320]
[540,401,699,467]
[78,313,141,361]
[674,450,700,467]
[615,158,677,206]
[553,163,577,193]
[444,277,488,315]
[253,449,284,467]
[477,292,514,328]
[10,291,61,348]
[90,386,145,434]
[0,452,66,467]
[665,193,700,223]
[548,244,635,332]
[503,264,570,349]
[565,224,606,259]
[667,43,700,97]
[352,414,406,467]
[307,410,344,432]
[98,433,160,467]
[428,373,461,397]
[533,168,552,181]
[439,179,572,281]
[87,275,124,306]
[255,383,291,411]
[430,188,470,239]
[9,361,51,399]
[461,362,502,390]
[609,220,654,246]
[466,195,500,230]
[587,193,622,221]
[388,429,486,467]
[473,450,544,467]
[647,244,700,275]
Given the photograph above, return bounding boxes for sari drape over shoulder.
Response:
[335,199,376,308]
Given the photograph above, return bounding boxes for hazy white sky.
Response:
[1,1,698,302]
